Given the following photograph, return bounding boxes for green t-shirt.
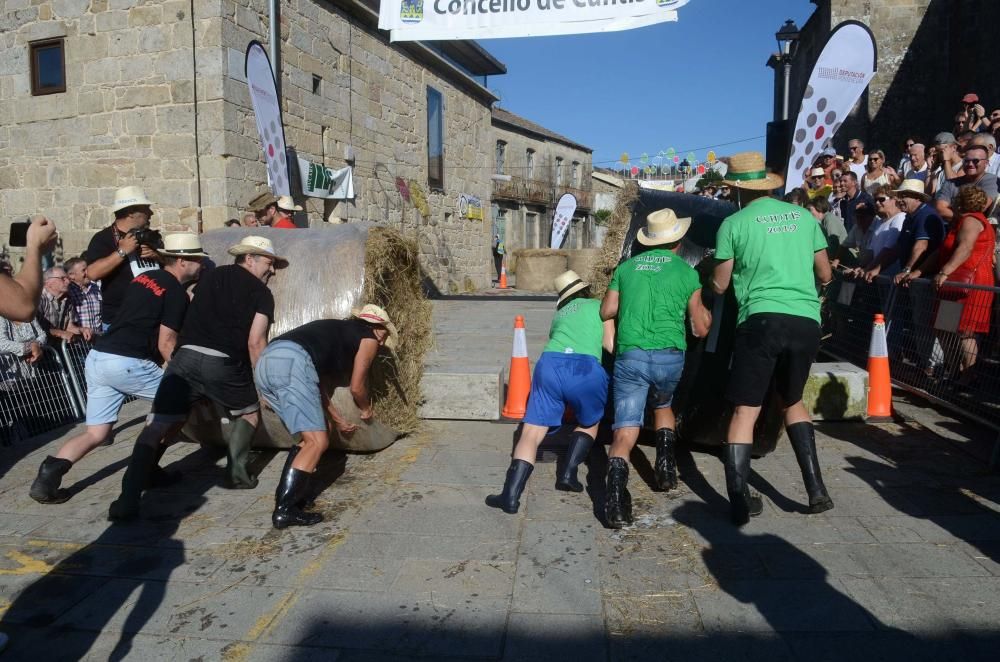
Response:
[715,197,827,325]
[608,248,700,354]
[543,297,604,360]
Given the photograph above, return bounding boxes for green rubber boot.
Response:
[226,418,259,489]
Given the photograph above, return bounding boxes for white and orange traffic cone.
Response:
[499,256,508,290]
[867,313,893,422]
[501,315,530,420]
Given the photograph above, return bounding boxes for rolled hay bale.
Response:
[178,225,431,451]
[566,248,601,280]
[512,248,568,291]
[589,182,639,298]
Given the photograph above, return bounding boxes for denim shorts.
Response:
[254,341,326,434]
[612,348,685,430]
[85,350,163,425]
[523,352,609,428]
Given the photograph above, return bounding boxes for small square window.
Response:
[30,38,66,96]
[312,74,322,95]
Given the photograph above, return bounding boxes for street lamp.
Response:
[775,18,799,121]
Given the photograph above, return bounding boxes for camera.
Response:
[130,227,163,249]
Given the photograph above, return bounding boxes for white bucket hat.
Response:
[111,186,153,213]
[553,270,590,305]
[227,235,289,267]
[158,233,209,258]
[352,304,399,351]
[637,208,692,246]
[276,195,303,212]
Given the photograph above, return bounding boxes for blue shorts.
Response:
[254,341,326,434]
[85,350,162,425]
[523,352,609,428]
[612,348,685,430]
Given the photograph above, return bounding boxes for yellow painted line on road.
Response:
[0,550,56,576]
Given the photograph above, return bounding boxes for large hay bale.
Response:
[566,248,601,280]
[512,248,568,291]
[589,182,639,297]
[180,224,430,451]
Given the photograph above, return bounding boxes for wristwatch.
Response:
[116,248,128,259]
[901,267,912,273]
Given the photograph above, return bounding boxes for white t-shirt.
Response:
[868,211,906,275]
[849,157,868,181]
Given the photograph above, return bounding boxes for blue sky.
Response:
[480,0,815,169]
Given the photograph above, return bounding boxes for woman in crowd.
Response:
[904,185,996,388]
[829,169,847,217]
[486,270,614,514]
[857,185,907,281]
[861,149,899,195]
[0,316,47,385]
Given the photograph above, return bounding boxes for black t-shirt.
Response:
[274,319,376,382]
[84,225,160,325]
[96,270,188,362]
[178,264,275,364]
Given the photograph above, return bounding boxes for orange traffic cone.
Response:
[867,313,893,422]
[499,256,508,290]
[501,315,531,420]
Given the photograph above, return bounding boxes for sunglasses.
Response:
[850,146,861,151]
[870,157,882,162]
[875,196,890,203]
[47,275,69,281]
[905,142,915,147]
[964,158,985,166]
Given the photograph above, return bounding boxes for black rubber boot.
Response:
[653,428,679,492]
[225,418,259,489]
[605,457,634,529]
[29,456,72,504]
[272,465,323,529]
[786,422,835,514]
[146,444,181,489]
[108,443,159,522]
[485,459,533,514]
[277,444,314,509]
[723,443,764,526]
[555,431,595,492]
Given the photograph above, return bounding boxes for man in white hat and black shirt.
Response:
[272,195,302,229]
[711,151,835,526]
[29,233,208,504]
[108,236,286,521]
[83,186,163,330]
[599,208,712,528]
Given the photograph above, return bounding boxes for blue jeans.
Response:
[612,348,685,430]
[254,341,325,434]
[85,350,162,425]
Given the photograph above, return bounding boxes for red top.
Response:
[272,218,297,229]
[939,211,996,334]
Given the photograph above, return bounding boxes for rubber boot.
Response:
[29,456,72,504]
[605,457,634,529]
[723,443,764,526]
[555,431,595,492]
[653,428,679,492]
[485,459,533,514]
[108,443,159,522]
[272,465,323,529]
[277,444,314,509]
[786,422,835,514]
[146,444,181,489]
[225,418,259,489]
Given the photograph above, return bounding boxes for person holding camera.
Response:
[83,186,162,330]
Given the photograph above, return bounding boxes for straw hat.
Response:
[553,270,590,305]
[637,208,691,246]
[894,179,930,202]
[722,152,784,190]
[159,233,209,258]
[248,191,277,212]
[111,186,153,213]
[276,195,303,212]
[352,304,398,351]
[227,235,289,267]
[809,167,826,178]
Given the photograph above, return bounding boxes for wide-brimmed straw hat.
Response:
[276,195,303,212]
[111,186,153,213]
[352,304,398,351]
[894,179,930,202]
[809,167,827,178]
[159,233,209,258]
[248,191,277,212]
[722,151,785,190]
[553,270,590,305]
[637,208,691,246]
[227,236,289,267]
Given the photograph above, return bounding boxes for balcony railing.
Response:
[492,175,553,206]
[556,185,593,211]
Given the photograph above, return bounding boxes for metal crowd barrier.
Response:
[822,271,1000,465]
[57,338,139,411]
[0,345,83,446]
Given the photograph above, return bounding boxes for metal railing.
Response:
[822,271,1000,442]
[1,345,82,445]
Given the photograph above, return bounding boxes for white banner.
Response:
[379,0,689,41]
[298,158,355,199]
[784,21,877,190]
[550,193,577,248]
[245,41,290,196]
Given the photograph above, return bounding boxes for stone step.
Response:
[803,362,868,421]
[419,366,504,421]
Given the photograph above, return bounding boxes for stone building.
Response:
[490,107,593,253]
[0,0,513,293]
[779,0,1000,164]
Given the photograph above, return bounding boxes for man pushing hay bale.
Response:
[181,224,431,452]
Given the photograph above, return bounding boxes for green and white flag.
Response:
[298,157,355,200]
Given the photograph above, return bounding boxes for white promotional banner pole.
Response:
[550,193,577,249]
[245,41,291,196]
[783,21,877,191]
[380,0,690,41]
